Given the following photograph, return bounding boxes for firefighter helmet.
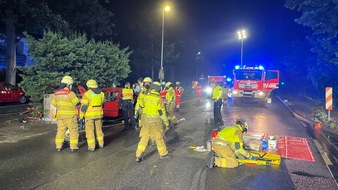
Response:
[161,81,166,85]
[165,82,172,87]
[61,76,73,85]
[236,119,248,133]
[151,81,161,92]
[143,77,152,83]
[176,81,180,85]
[86,79,98,88]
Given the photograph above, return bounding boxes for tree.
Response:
[0,0,114,85]
[285,0,338,101]
[19,32,131,108]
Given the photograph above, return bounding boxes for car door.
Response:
[4,83,21,102]
[264,70,280,91]
[103,88,121,118]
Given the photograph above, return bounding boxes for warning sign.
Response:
[277,136,315,162]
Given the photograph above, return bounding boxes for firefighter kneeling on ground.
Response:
[80,79,105,151]
[206,119,256,169]
[52,76,80,152]
[135,82,172,162]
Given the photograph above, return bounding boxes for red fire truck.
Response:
[232,66,279,105]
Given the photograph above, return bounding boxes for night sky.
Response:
[108,0,307,79]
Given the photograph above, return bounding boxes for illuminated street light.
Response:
[159,5,171,83]
[237,30,247,68]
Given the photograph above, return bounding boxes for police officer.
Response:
[80,79,105,151]
[207,119,256,169]
[52,76,80,152]
[211,81,224,126]
[135,82,172,162]
[121,82,137,130]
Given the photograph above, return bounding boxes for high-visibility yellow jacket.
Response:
[80,89,105,119]
[122,88,133,100]
[142,90,169,126]
[216,124,252,159]
[212,85,223,100]
[165,87,175,104]
[135,85,148,114]
[52,88,80,119]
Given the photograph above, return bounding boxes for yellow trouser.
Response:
[85,118,104,149]
[213,139,239,168]
[166,102,177,125]
[136,117,168,157]
[55,116,78,149]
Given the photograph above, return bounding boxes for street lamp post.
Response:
[159,5,170,83]
[237,30,247,68]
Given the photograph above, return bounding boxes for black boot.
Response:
[206,152,215,169]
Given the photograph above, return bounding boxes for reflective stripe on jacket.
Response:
[142,90,169,125]
[216,124,251,158]
[52,88,79,119]
[212,85,223,100]
[165,87,175,103]
[81,90,105,119]
[122,88,133,100]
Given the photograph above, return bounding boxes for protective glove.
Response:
[165,123,170,132]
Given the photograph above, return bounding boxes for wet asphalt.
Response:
[0,96,337,190]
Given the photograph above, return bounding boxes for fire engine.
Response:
[232,65,279,105]
[204,76,227,95]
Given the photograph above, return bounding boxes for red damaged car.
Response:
[0,82,27,104]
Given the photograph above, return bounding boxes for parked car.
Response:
[0,82,27,104]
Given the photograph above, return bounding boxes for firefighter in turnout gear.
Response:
[165,82,178,126]
[134,77,152,128]
[207,119,255,169]
[135,82,172,162]
[211,81,224,126]
[52,76,80,152]
[160,81,167,102]
[121,82,137,130]
[175,81,184,111]
[80,79,105,151]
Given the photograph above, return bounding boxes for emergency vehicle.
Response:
[204,76,227,95]
[232,65,279,105]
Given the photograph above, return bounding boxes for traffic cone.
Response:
[315,123,322,130]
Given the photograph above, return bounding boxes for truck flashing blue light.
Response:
[235,65,240,69]
[226,77,232,82]
[258,65,264,70]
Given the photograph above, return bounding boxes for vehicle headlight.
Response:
[232,90,238,95]
[258,91,264,96]
[205,87,212,94]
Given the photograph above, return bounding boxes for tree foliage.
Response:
[19,32,131,106]
[285,0,338,101]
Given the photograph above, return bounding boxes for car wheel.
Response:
[19,96,27,104]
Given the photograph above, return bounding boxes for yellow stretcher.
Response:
[237,150,281,165]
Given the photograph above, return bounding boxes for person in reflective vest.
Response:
[52,76,80,152]
[207,119,256,169]
[134,77,152,128]
[175,81,184,111]
[160,81,167,102]
[80,79,105,151]
[211,81,224,126]
[165,82,177,126]
[121,82,137,130]
[193,81,203,102]
[135,82,172,162]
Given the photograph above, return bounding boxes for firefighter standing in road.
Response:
[165,82,178,126]
[175,81,184,111]
[80,79,105,151]
[193,81,203,102]
[135,82,172,162]
[52,76,80,152]
[160,81,167,102]
[121,82,137,130]
[211,81,224,126]
[134,77,152,128]
[207,119,256,169]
